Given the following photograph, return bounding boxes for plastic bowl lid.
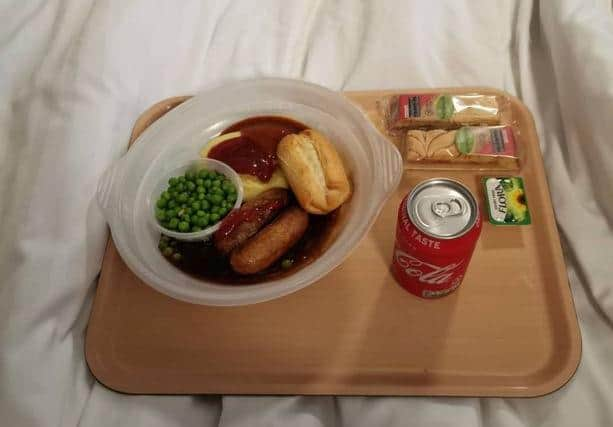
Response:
[96,78,403,306]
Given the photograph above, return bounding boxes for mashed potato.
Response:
[200,132,289,201]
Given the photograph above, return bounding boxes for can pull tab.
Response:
[432,199,465,218]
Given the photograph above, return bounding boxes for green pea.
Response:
[191,201,200,210]
[211,206,220,214]
[177,183,185,192]
[178,176,185,183]
[163,247,174,257]
[185,207,193,215]
[188,197,195,205]
[186,181,196,191]
[212,194,223,205]
[191,214,199,223]
[202,199,210,210]
[168,218,179,230]
[168,200,177,209]
[227,193,237,203]
[178,221,189,232]
[197,193,205,200]
[168,177,178,186]
[210,213,220,223]
[156,209,166,221]
[161,191,170,200]
[178,193,188,203]
[212,179,221,188]
[195,178,204,186]
[191,225,201,232]
[156,198,167,209]
[197,217,208,227]
[197,186,205,194]
[172,252,182,261]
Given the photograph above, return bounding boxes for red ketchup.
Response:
[207,116,306,182]
[208,136,276,182]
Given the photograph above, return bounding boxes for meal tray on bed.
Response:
[85,89,581,397]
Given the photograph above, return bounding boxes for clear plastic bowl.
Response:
[149,158,244,242]
[97,78,403,306]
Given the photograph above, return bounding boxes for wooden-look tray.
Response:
[85,89,581,397]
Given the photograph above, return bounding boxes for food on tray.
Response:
[200,116,305,200]
[392,178,482,298]
[230,205,309,274]
[382,93,502,129]
[213,188,290,255]
[158,234,182,261]
[483,177,531,225]
[154,168,237,232]
[404,125,519,168]
[277,129,351,214]
[158,116,351,284]
[239,170,289,201]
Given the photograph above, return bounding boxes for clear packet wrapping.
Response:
[403,125,520,169]
[379,93,511,130]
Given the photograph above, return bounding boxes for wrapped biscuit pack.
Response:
[403,125,520,169]
[381,93,508,130]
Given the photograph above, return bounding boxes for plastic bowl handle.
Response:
[96,160,123,220]
[370,128,403,201]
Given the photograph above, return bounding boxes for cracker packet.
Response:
[403,125,520,169]
[380,93,510,130]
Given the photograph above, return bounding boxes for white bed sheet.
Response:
[1,1,612,426]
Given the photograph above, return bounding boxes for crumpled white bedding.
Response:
[1,1,613,426]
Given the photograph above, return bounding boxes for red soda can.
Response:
[391,178,482,298]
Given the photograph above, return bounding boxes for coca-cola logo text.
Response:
[394,250,464,285]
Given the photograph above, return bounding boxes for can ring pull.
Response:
[432,199,465,218]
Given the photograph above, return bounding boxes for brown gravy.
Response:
[209,116,306,182]
[169,208,341,285]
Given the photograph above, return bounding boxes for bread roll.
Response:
[277,129,351,214]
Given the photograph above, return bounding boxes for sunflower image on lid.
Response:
[483,177,531,225]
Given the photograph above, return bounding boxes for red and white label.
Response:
[394,250,464,285]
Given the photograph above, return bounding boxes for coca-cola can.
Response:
[392,178,482,298]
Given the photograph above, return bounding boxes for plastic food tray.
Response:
[85,89,581,396]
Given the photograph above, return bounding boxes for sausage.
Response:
[230,206,309,274]
[214,188,289,255]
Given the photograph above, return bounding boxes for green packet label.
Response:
[483,177,531,225]
[435,95,455,120]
